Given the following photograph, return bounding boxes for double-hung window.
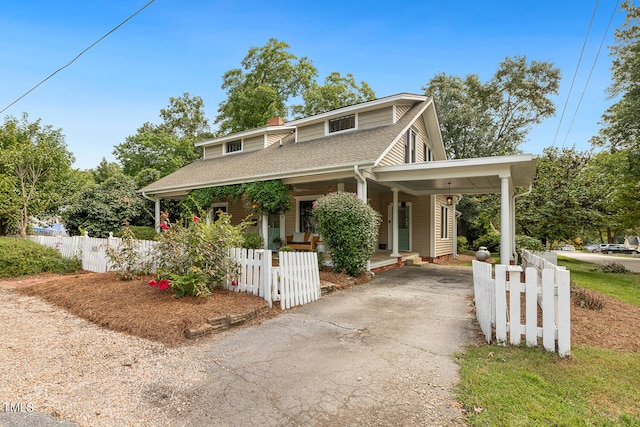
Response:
[404,129,417,163]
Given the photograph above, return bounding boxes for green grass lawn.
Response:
[457,253,640,426]
[557,254,640,307]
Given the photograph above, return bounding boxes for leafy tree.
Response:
[593,1,640,156]
[114,127,199,177]
[313,192,381,276]
[516,146,595,247]
[91,157,122,184]
[423,55,560,159]
[63,174,150,237]
[291,72,376,117]
[113,93,209,178]
[0,113,75,237]
[215,38,318,133]
[580,149,639,243]
[159,92,212,140]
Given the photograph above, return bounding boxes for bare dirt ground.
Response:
[6,257,640,352]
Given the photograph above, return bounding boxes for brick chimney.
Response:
[267,117,284,126]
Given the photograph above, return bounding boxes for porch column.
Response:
[354,165,367,203]
[500,175,511,265]
[154,198,161,232]
[279,213,286,243]
[390,188,400,257]
[261,213,269,249]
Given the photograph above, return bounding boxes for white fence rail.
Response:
[29,235,320,310]
[226,249,321,310]
[472,260,571,357]
[27,234,159,273]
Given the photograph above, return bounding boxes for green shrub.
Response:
[457,236,469,252]
[279,245,295,252]
[515,234,544,252]
[114,225,158,241]
[473,232,501,252]
[601,262,630,274]
[105,224,152,280]
[0,237,81,277]
[151,212,248,298]
[241,231,264,249]
[313,192,381,276]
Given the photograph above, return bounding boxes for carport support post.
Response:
[390,188,400,258]
[500,175,511,265]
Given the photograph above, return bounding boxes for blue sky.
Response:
[0,1,625,170]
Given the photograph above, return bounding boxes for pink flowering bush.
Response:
[151,211,248,298]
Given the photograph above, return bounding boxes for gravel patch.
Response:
[0,287,210,426]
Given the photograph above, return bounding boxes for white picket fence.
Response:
[28,235,320,310]
[472,260,571,357]
[226,248,321,310]
[27,234,157,273]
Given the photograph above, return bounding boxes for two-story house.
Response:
[140,93,538,269]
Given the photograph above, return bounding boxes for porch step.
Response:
[406,256,428,267]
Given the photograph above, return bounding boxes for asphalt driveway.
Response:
[155,264,479,426]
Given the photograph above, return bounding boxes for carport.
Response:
[372,154,538,265]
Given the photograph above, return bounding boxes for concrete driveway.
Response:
[154,265,479,426]
[556,250,640,273]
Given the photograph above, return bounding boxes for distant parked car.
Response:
[585,244,600,252]
[558,245,575,251]
[600,244,639,255]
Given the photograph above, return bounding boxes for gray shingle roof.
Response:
[140,100,428,195]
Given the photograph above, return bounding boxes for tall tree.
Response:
[215,38,318,133]
[291,72,376,118]
[91,157,122,184]
[113,93,209,178]
[593,1,640,155]
[63,173,150,237]
[423,55,560,159]
[516,146,595,247]
[580,149,639,242]
[0,114,75,237]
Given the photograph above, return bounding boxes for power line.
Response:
[562,0,620,147]
[551,0,599,148]
[0,0,156,116]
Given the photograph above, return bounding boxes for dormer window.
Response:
[225,140,242,154]
[328,114,355,133]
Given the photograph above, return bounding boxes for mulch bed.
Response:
[10,261,640,352]
[13,269,369,347]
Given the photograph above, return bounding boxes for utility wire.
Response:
[0,0,156,116]
[551,0,599,148]
[562,0,619,147]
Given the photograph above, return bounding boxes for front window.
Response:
[299,200,317,233]
[328,114,355,133]
[225,140,242,154]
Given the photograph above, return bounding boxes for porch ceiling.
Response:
[371,154,538,196]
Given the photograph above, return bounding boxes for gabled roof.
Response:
[140,97,434,197]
